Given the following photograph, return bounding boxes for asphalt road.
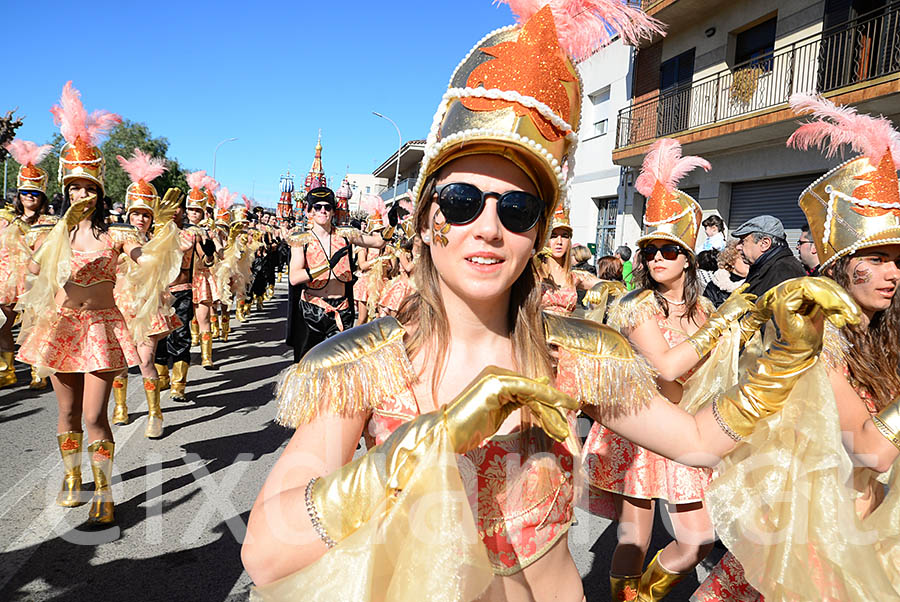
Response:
[0,282,718,602]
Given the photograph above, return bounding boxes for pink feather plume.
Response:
[242,194,254,209]
[359,194,386,216]
[116,149,167,184]
[497,0,665,61]
[635,138,710,197]
[398,199,414,213]
[4,139,52,167]
[186,170,207,190]
[787,93,900,168]
[49,81,121,146]
[202,176,220,192]
[215,187,237,210]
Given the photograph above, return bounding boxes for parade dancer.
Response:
[242,5,853,601]
[535,202,599,315]
[694,95,900,601]
[110,149,187,437]
[377,234,418,317]
[0,139,55,389]
[285,186,390,362]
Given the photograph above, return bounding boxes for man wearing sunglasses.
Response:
[797,224,820,276]
[733,215,806,297]
[285,187,393,362]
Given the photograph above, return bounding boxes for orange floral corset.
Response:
[306,232,353,290]
[70,245,118,287]
[368,386,575,575]
[540,281,577,316]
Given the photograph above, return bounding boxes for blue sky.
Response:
[5,1,514,207]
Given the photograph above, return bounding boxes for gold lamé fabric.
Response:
[706,354,900,600]
[0,219,31,304]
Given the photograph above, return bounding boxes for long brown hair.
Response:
[633,242,704,324]
[396,172,553,403]
[826,256,900,409]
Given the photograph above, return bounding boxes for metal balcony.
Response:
[615,6,900,149]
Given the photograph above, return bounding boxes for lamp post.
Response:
[212,137,238,180]
[372,112,402,201]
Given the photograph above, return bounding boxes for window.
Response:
[595,196,618,255]
[735,16,776,70]
[588,87,611,137]
[365,186,371,194]
[660,48,695,90]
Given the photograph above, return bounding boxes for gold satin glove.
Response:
[153,188,184,235]
[380,225,396,241]
[0,206,15,223]
[872,396,900,450]
[715,277,860,440]
[310,366,576,544]
[688,284,757,358]
[63,194,96,229]
[228,222,244,244]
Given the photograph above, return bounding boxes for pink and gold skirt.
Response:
[149,309,182,337]
[0,248,26,305]
[353,277,368,303]
[583,424,713,518]
[17,306,140,373]
[693,552,763,601]
[378,276,415,312]
[192,271,219,305]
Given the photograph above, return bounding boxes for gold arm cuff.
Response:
[712,397,743,442]
[873,399,900,450]
[305,477,336,548]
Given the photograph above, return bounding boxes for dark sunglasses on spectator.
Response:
[641,243,684,261]
[310,203,333,213]
[435,182,543,234]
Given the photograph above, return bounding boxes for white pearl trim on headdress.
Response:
[444,87,577,140]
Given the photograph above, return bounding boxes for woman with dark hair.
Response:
[583,139,756,599]
[595,254,624,281]
[0,139,54,389]
[701,214,726,252]
[240,10,848,602]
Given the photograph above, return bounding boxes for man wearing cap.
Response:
[733,215,806,297]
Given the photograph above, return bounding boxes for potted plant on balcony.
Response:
[731,65,763,105]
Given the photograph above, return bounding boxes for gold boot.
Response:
[267,284,275,299]
[111,376,129,425]
[235,301,245,322]
[200,332,214,369]
[0,351,17,388]
[170,361,189,401]
[211,314,221,339]
[278,271,284,282]
[256,295,264,311]
[56,432,86,507]
[610,574,641,602]
[155,363,170,391]
[190,318,199,346]
[144,378,163,438]
[221,313,231,342]
[638,551,688,601]
[87,440,115,525]
[29,366,49,390]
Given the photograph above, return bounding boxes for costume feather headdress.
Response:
[216,187,237,211]
[4,140,52,168]
[116,149,167,185]
[635,138,710,197]
[186,171,207,191]
[50,81,121,146]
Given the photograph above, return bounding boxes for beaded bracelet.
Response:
[305,477,336,549]
[712,399,742,443]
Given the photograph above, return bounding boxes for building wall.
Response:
[346,173,388,211]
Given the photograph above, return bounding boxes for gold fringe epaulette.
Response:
[275,317,417,428]
[24,223,56,248]
[544,312,657,419]
[335,226,363,240]
[287,230,315,248]
[108,224,142,246]
[606,289,661,331]
[821,320,850,373]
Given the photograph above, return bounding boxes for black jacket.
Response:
[744,244,807,297]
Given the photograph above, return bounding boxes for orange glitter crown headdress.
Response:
[635,138,709,252]
[186,171,209,210]
[4,139,52,195]
[117,149,167,217]
[787,93,900,269]
[411,0,663,243]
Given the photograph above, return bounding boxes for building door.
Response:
[728,173,824,251]
[595,196,619,256]
[657,48,695,136]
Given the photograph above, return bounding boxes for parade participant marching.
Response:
[377,233,419,317]
[110,149,188,437]
[0,139,55,389]
[242,5,853,601]
[582,139,756,600]
[695,95,900,602]
[534,202,599,315]
[285,186,390,362]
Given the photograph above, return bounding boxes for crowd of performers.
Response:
[0,82,289,525]
[241,2,900,602]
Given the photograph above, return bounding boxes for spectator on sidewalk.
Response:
[797,223,820,276]
[733,215,806,297]
[700,214,726,251]
[703,241,749,307]
[571,244,596,274]
[614,245,634,289]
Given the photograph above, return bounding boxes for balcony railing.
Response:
[616,6,900,149]
[379,177,416,201]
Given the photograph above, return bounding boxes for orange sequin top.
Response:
[70,246,119,286]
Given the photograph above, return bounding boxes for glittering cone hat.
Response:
[411,0,663,243]
[549,200,572,234]
[51,81,121,196]
[215,187,237,226]
[117,149,167,217]
[4,140,52,195]
[232,196,252,224]
[186,171,211,210]
[634,138,709,252]
[788,93,900,269]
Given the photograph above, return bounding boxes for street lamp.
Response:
[372,112,402,201]
[212,137,238,180]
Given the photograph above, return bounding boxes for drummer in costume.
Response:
[286,186,390,362]
[695,95,900,601]
[17,82,179,524]
[110,149,188,438]
[242,5,853,601]
[0,139,55,390]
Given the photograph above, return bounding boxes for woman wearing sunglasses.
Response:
[285,187,390,363]
[534,203,599,316]
[242,7,856,602]
[0,139,55,390]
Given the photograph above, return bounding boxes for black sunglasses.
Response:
[310,203,333,213]
[435,182,543,234]
[641,243,684,261]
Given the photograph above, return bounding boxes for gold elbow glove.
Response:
[153,188,184,236]
[714,277,860,440]
[872,397,900,450]
[688,284,757,358]
[309,366,576,544]
[63,194,96,229]
[380,226,395,242]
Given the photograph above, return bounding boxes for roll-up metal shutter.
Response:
[728,173,824,250]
